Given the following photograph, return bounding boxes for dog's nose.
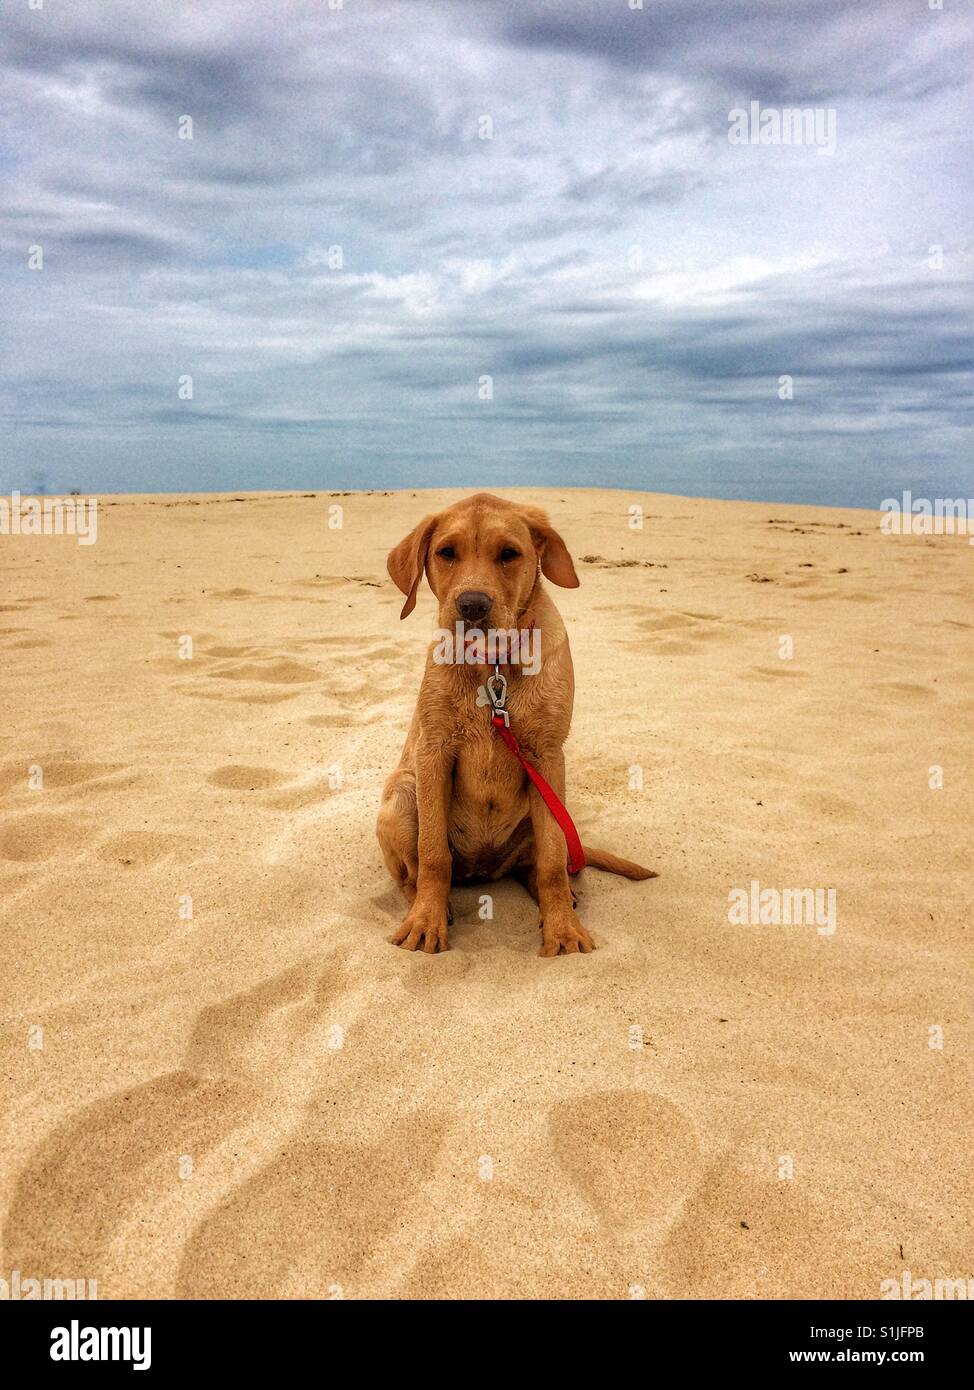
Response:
[456,590,493,623]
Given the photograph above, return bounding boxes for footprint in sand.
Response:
[3,1073,252,1279]
[0,812,90,862]
[175,1108,449,1298]
[0,759,125,794]
[549,1089,701,1232]
[4,957,345,1288]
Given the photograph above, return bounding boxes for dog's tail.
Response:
[581,845,658,880]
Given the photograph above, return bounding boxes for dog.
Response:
[376,493,656,956]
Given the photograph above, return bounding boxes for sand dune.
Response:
[1,487,971,1299]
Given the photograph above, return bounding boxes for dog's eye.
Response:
[437,545,456,560]
[498,547,520,562]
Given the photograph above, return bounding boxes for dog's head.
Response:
[387,493,578,628]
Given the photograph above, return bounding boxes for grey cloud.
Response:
[0,0,971,506]
[499,0,973,103]
[57,228,179,265]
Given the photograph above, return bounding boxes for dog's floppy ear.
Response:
[387,514,437,619]
[522,506,579,589]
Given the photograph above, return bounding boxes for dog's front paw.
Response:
[390,901,450,954]
[539,912,594,957]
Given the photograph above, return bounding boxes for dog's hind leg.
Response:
[511,858,577,911]
[376,769,419,907]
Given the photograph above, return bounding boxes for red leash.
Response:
[478,661,585,875]
[491,715,586,874]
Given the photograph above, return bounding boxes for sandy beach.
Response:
[1,486,971,1300]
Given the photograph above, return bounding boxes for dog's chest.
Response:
[448,725,529,860]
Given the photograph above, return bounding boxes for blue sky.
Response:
[1,0,972,505]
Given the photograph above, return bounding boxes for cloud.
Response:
[0,0,971,504]
[499,0,973,103]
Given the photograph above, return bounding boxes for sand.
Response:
[1,486,971,1301]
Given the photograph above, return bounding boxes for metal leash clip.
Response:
[476,664,510,727]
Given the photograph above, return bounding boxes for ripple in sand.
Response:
[208,766,290,791]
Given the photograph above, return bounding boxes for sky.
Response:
[1,0,972,505]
